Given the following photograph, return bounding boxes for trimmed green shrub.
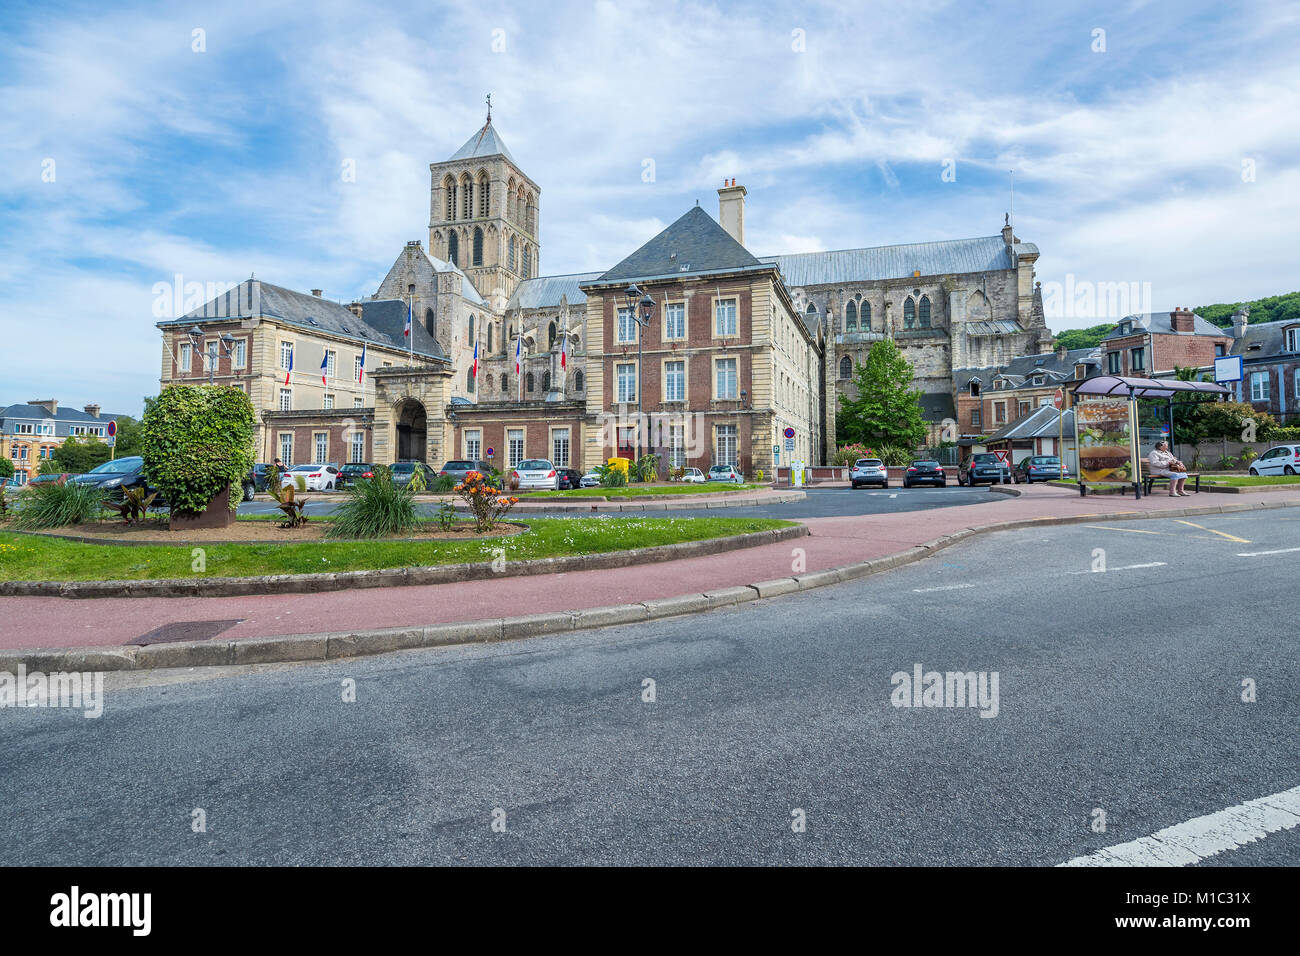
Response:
[328,471,417,538]
[14,481,105,529]
[140,386,256,517]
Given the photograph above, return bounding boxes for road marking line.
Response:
[1059,784,1300,866]
[1173,519,1250,543]
[1067,562,1167,574]
[911,583,976,593]
[1084,525,1169,535]
[1237,546,1300,557]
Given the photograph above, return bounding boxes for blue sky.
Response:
[3,0,1299,415]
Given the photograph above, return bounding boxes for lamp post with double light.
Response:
[188,326,236,385]
[622,284,656,463]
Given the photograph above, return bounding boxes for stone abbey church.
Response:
[160,112,1052,475]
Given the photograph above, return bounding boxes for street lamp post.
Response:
[623,284,656,463]
[188,326,236,385]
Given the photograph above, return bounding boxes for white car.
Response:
[579,471,602,488]
[707,464,744,483]
[1249,444,1300,476]
[512,458,560,490]
[280,463,339,491]
[678,467,706,483]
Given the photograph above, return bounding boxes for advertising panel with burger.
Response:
[1074,398,1138,486]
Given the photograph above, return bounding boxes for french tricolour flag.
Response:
[472,338,478,380]
[283,346,293,385]
[515,332,521,375]
[320,351,329,385]
[358,343,366,383]
[405,301,412,338]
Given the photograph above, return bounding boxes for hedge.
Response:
[140,385,256,517]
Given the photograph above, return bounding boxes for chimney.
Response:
[717,179,747,246]
[1231,305,1250,340]
[311,289,323,297]
[1056,344,1068,361]
[29,399,57,415]
[1170,306,1194,333]
[83,404,101,419]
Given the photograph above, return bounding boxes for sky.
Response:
[2,0,1299,416]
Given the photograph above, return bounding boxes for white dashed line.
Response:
[1067,562,1167,574]
[911,583,977,593]
[1237,546,1300,558]
[1060,784,1300,866]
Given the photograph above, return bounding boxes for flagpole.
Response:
[408,294,414,368]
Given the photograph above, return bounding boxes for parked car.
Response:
[26,472,71,487]
[2,477,22,489]
[512,458,559,491]
[390,461,437,489]
[336,463,376,489]
[579,471,602,488]
[69,456,152,499]
[958,453,1011,486]
[707,464,744,483]
[438,459,492,482]
[280,463,340,491]
[848,458,888,488]
[1015,455,1065,483]
[241,462,276,501]
[902,459,946,488]
[677,467,707,483]
[556,467,584,490]
[1248,444,1300,476]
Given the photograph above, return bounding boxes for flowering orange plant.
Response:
[456,471,519,532]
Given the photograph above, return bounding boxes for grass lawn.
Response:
[527,483,764,498]
[1201,474,1300,486]
[0,516,795,582]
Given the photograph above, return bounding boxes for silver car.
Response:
[512,458,559,491]
[849,458,888,488]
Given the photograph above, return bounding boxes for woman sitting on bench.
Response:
[1148,441,1189,496]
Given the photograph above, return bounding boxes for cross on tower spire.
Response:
[485,92,492,124]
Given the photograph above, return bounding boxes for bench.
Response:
[1141,469,1201,495]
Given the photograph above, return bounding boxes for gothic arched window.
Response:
[473,228,483,266]
[467,368,475,393]
[508,236,516,273]
[468,314,475,342]
[526,372,534,393]
[425,308,436,336]
[845,300,857,331]
[477,172,489,217]
[500,373,507,392]
[919,295,931,328]
[861,301,872,329]
[840,355,852,379]
[805,302,817,315]
[488,324,493,353]
[542,371,551,393]
[460,175,472,219]
[548,322,556,350]
[904,297,916,329]
[447,232,459,266]
[443,177,455,220]
[574,371,584,391]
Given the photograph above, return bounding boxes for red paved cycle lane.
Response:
[2,486,1294,650]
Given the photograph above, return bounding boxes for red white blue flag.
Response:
[283,346,293,385]
[405,301,412,338]
[358,342,366,383]
[515,331,521,375]
[472,338,478,379]
[320,351,329,385]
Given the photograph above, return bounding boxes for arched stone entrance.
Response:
[396,399,427,461]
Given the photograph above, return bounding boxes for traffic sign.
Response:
[1053,388,1064,410]
[486,446,495,457]
[772,444,780,463]
[783,427,795,439]
[784,438,795,452]
[993,449,1010,466]
[106,420,117,437]
[106,436,116,448]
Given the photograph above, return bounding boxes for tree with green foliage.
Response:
[140,385,256,517]
[110,415,144,457]
[1195,291,1300,329]
[837,339,928,451]
[1051,323,1115,351]
[1194,401,1277,442]
[0,458,13,479]
[52,436,112,474]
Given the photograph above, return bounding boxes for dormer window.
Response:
[969,379,981,397]
[1118,322,1131,335]
[1286,326,1300,352]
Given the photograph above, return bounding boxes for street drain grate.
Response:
[126,619,245,646]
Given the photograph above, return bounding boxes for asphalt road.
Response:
[238,483,1000,520]
[2,508,1295,865]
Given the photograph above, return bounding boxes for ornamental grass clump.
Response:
[327,468,417,538]
[455,471,518,533]
[14,481,105,530]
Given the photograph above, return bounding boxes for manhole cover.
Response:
[127,619,244,646]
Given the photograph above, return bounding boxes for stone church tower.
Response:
[428,102,541,315]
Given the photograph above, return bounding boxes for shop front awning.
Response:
[1071,375,1229,399]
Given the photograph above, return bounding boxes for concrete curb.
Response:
[0,524,807,599]
[502,490,805,512]
[3,497,1295,672]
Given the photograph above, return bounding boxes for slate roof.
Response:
[919,392,956,422]
[760,235,1013,287]
[447,119,516,164]
[592,206,772,285]
[1231,317,1299,360]
[163,280,447,361]
[506,272,603,311]
[983,405,1075,442]
[1,402,124,437]
[423,251,486,306]
[1102,311,1228,341]
[953,347,1101,392]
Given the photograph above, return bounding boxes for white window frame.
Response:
[715,424,738,467]
[13,423,33,435]
[1250,371,1270,402]
[313,432,329,464]
[668,424,685,468]
[353,354,364,381]
[180,343,193,372]
[616,362,636,403]
[324,349,337,381]
[354,397,364,409]
[464,429,482,461]
[323,393,334,410]
[1286,327,1300,352]
[507,428,525,468]
[279,433,294,467]
[617,307,637,344]
[664,359,686,402]
[280,341,294,370]
[233,339,247,369]
[714,356,739,400]
[663,301,686,340]
[279,388,292,411]
[349,431,365,464]
[714,298,738,337]
[551,427,570,468]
